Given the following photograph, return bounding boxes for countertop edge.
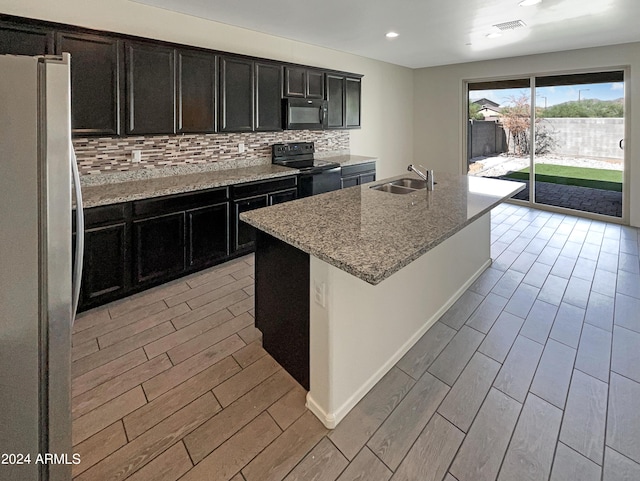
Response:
[241,180,524,285]
[80,168,300,209]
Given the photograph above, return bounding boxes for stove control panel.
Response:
[272,142,315,159]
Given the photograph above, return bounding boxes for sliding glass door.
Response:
[467,71,625,219]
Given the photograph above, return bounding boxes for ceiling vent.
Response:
[494,20,527,31]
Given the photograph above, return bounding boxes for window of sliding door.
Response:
[467,70,625,219]
[467,78,531,202]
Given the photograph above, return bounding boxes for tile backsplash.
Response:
[73,130,350,176]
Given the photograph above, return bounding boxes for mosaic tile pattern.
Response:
[73,130,350,175]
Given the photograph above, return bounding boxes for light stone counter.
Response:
[80,164,298,208]
[241,172,525,285]
[245,172,524,428]
[243,171,524,428]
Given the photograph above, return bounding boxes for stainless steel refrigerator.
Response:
[0,53,84,481]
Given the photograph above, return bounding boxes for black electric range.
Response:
[272,142,341,198]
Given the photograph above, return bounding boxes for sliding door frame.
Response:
[462,65,630,225]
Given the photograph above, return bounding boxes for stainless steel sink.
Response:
[370,177,436,194]
[370,183,415,194]
[389,178,429,189]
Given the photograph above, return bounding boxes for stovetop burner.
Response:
[272,142,339,172]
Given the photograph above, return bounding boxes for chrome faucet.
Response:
[408,164,434,191]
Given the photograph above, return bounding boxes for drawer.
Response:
[231,175,297,199]
[133,187,228,218]
[341,161,376,177]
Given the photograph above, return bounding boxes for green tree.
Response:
[541,99,623,118]
[468,101,485,120]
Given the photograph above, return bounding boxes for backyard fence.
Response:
[468,118,624,161]
[467,120,506,159]
[542,118,624,160]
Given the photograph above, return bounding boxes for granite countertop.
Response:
[80,164,299,208]
[79,153,376,208]
[241,172,525,285]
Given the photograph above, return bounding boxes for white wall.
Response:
[0,0,414,180]
[413,43,640,226]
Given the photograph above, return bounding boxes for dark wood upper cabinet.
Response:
[219,56,254,132]
[345,77,362,128]
[255,62,282,131]
[126,41,175,135]
[0,22,53,55]
[284,67,324,99]
[177,50,216,133]
[326,74,361,129]
[57,32,122,136]
[326,74,345,129]
[283,67,306,98]
[1,17,363,138]
[306,70,325,99]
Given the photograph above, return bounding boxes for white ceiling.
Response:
[131,0,640,69]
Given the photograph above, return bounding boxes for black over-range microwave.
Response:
[283,98,328,130]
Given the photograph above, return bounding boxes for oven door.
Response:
[298,167,341,198]
[284,98,328,130]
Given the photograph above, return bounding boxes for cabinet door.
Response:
[81,223,129,304]
[219,56,254,132]
[234,195,268,252]
[326,74,345,128]
[306,70,325,99]
[126,42,175,134]
[133,212,185,284]
[360,172,376,185]
[187,202,229,268]
[283,67,306,98]
[341,175,359,189]
[255,62,282,131]
[177,50,216,133]
[57,32,122,136]
[269,188,297,205]
[0,22,53,55]
[345,77,361,128]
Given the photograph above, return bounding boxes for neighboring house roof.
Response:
[473,98,501,109]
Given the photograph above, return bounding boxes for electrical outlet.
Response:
[131,149,142,163]
[313,280,326,308]
[238,142,245,154]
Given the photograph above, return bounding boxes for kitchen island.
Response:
[241,172,524,428]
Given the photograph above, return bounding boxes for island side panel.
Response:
[255,230,310,389]
[307,212,491,428]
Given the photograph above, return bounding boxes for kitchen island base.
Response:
[255,212,491,428]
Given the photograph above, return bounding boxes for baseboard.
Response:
[308,257,492,429]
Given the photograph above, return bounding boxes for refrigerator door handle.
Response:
[71,144,84,323]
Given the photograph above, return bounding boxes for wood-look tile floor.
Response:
[72,203,640,481]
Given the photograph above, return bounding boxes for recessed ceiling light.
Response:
[486,32,502,39]
[519,0,542,6]
[385,32,399,38]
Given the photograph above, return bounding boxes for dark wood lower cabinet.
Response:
[134,212,185,285]
[82,223,128,302]
[340,162,376,188]
[269,188,297,205]
[234,195,268,253]
[255,230,310,389]
[77,177,297,312]
[187,203,229,268]
[340,175,359,189]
